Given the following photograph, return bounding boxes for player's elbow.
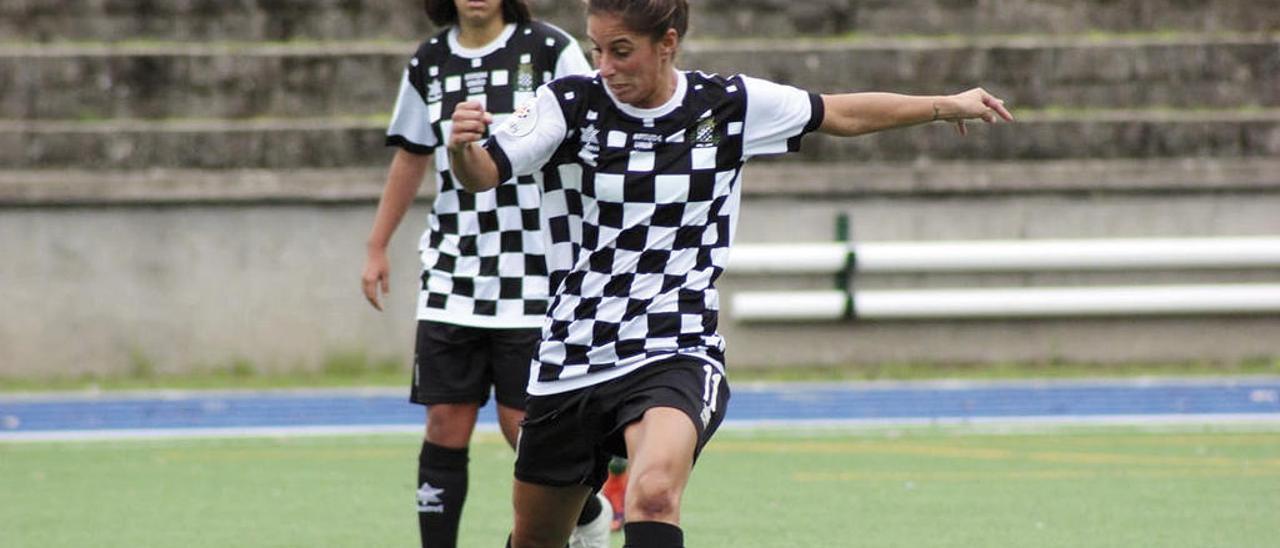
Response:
[457,174,499,194]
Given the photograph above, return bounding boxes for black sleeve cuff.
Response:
[483,138,514,183]
[385,135,435,155]
[787,92,826,152]
[804,92,825,134]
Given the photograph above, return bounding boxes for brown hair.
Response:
[585,0,689,41]
[424,0,532,27]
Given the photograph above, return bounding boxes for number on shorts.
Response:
[702,364,723,414]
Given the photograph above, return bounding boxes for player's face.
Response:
[454,0,502,25]
[587,13,678,108]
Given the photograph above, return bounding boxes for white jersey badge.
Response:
[503,98,539,137]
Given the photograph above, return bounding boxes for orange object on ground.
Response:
[601,468,628,532]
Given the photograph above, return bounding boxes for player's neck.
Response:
[456,17,507,49]
[634,67,680,109]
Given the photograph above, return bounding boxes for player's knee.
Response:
[425,404,479,446]
[627,469,682,520]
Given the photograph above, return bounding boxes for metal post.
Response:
[833,212,855,319]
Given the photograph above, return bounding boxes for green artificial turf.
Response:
[3,428,1277,547]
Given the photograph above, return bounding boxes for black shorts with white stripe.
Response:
[513,356,730,489]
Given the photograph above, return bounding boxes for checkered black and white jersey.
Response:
[385,22,591,328]
[486,71,824,394]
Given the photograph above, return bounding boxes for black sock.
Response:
[576,491,604,526]
[623,521,683,548]
[417,441,469,548]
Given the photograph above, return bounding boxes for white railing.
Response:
[727,237,1280,274]
[733,284,1280,322]
[727,236,1280,321]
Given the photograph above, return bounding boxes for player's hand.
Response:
[936,87,1014,136]
[361,247,391,311]
[447,101,494,153]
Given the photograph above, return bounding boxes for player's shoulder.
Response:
[539,74,600,122]
[546,73,599,96]
[685,71,753,106]
[407,27,454,65]
[521,20,579,50]
[694,72,805,107]
[688,71,751,93]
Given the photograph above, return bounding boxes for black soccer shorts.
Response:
[409,320,539,410]
[513,356,731,490]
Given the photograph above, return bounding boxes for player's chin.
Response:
[608,84,634,102]
[461,2,498,18]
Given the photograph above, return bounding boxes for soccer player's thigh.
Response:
[511,480,592,547]
[512,391,597,545]
[488,327,539,446]
[412,320,489,444]
[615,360,731,518]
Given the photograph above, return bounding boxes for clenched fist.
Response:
[448,101,494,153]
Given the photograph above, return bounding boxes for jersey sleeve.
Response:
[483,84,569,181]
[740,75,825,157]
[554,41,593,78]
[385,63,438,154]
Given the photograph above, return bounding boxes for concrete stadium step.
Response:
[0,118,389,169]
[739,157,1280,198]
[3,0,1276,42]
[3,110,1277,169]
[4,158,1279,206]
[4,35,1275,120]
[684,34,1280,110]
[0,43,408,120]
[793,108,1280,164]
[0,168,388,205]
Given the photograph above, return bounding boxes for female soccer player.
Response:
[360,1,610,546]
[446,1,1014,546]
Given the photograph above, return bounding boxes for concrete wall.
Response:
[721,189,1280,368]
[7,37,1276,120]
[5,0,1277,41]
[4,184,1278,378]
[0,203,423,377]
[3,0,1279,379]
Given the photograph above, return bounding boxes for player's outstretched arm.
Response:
[447,101,501,193]
[818,87,1013,137]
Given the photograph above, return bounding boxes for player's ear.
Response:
[658,28,679,61]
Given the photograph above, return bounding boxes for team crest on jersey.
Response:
[427,80,443,103]
[516,62,535,92]
[503,98,539,137]
[689,117,719,147]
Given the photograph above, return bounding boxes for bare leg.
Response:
[495,403,524,449]
[425,403,480,447]
[621,407,698,525]
[510,480,592,548]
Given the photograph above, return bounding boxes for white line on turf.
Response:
[4,413,1279,443]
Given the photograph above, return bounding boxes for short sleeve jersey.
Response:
[385,21,592,328]
[485,71,824,394]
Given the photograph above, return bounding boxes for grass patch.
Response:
[3,430,1278,547]
[0,351,409,393]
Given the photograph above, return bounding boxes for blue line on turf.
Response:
[1,377,1278,441]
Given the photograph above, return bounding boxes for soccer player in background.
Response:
[360,1,610,546]
[445,0,1014,546]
